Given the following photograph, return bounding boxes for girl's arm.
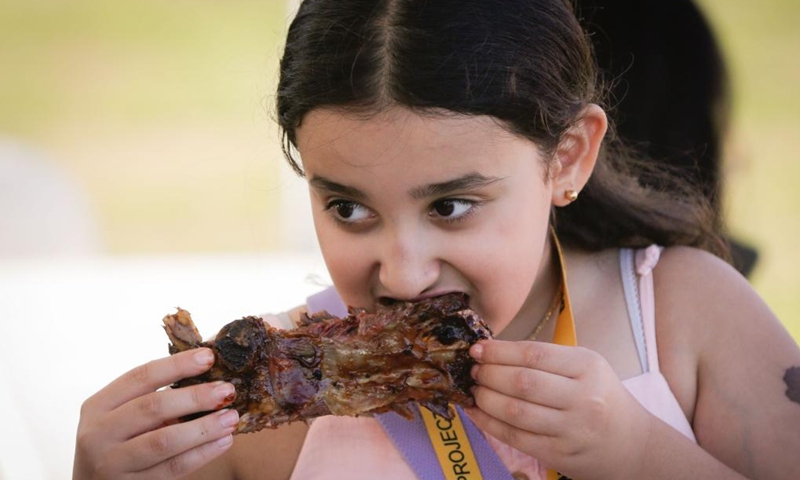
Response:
[653,247,800,479]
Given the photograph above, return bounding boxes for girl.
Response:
[72,0,800,479]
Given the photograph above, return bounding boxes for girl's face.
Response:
[296,107,556,336]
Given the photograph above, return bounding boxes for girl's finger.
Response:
[115,408,239,472]
[88,349,215,413]
[471,383,563,436]
[465,404,557,459]
[471,340,591,378]
[471,363,578,409]
[466,404,570,476]
[136,430,234,480]
[103,381,236,440]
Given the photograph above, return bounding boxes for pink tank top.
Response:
[288,246,696,480]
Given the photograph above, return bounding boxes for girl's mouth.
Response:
[378,292,471,308]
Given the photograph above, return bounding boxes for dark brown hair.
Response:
[576,0,729,218]
[276,0,729,258]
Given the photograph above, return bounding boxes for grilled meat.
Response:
[163,293,492,434]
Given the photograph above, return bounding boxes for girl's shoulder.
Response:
[566,244,751,332]
[651,245,760,326]
[649,245,764,374]
[655,244,739,277]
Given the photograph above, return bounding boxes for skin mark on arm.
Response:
[785,366,800,405]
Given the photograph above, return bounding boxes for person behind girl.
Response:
[574,0,759,277]
[72,0,800,479]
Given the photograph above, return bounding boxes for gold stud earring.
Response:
[565,189,579,202]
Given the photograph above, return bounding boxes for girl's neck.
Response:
[495,235,563,342]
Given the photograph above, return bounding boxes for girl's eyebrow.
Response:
[408,173,504,199]
[308,176,368,200]
[308,172,503,201]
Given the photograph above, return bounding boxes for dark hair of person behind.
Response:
[575,0,757,272]
[575,0,729,228]
[276,0,729,258]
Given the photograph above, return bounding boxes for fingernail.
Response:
[470,343,483,360]
[471,364,480,379]
[213,382,236,403]
[218,408,239,428]
[215,434,233,448]
[194,349,214,366]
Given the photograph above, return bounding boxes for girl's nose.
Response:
[377,229,440,301]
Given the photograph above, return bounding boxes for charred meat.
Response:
[163,293,492,434]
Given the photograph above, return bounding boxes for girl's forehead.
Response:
[296,107,540,173]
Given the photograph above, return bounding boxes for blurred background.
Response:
[0,0,798,478]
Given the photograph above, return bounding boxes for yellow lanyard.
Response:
[551,229,578,347]
[420,231,578,480]
[419,406,485,480]
[546,231,577,480]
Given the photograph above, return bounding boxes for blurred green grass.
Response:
[0,0,289,253]
[0,0,797,341]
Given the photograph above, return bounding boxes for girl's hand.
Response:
[466,340,652,480]
[73,348,238,480]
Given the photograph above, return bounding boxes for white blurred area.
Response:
[0,3,324,477]
[0,135,328,478]
[0,139,103,259]
[0,253,329,480]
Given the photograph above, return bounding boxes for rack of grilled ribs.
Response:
[163,293,492,434]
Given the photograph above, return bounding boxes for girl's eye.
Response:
[325,200,372,223]
[430,199,475,221]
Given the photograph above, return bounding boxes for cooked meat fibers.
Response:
[163,293,492,434]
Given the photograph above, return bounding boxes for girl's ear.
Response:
[550,104,608,206]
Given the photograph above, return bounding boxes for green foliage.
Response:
[0,0,287,135]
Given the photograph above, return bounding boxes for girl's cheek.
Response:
[325,247,373,305]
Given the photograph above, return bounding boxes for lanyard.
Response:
[377,404,512,480]
[418,406,487,480]
[550,228,577,347]
[545,230,577,480]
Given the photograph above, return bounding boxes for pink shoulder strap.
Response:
[635,245,663,372]
[620,246,663,373]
